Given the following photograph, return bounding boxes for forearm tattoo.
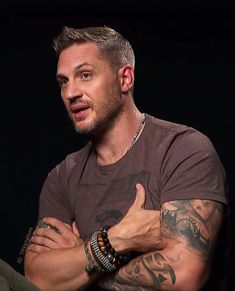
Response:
[100,199,223,290]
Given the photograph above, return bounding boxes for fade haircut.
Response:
[53,25,135,71]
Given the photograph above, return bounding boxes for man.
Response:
[24,25,228,291]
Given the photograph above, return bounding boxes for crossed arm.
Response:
[24,184,161,290]
[99,199,223,290]
[24,185,223,291]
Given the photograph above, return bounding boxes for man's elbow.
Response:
[176,267,209,291]
[25,269,53,291]
[24,254,48,290]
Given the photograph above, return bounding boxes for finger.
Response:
[132,183,146,208]
[32,226,78,249]
[31,234,59,249]
[72,222,80,237]
[34,227,60,242]
[43,217,70,235]
[29,243,50,254]
[37,219,60,234]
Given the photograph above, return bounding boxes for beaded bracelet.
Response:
[90,231,117,272]
[84,241,106,274]
[98,225,131,266]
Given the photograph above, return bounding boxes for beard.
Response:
[69,81,124,137]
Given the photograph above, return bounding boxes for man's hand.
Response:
[29,218,83,254]
[108,183,163,253]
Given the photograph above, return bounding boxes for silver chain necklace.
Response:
[96,113,146,165]
[128,113,146,151]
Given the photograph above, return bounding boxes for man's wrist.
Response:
[84,241,106,274]
[108,225,133,253]
[84,226,133,274]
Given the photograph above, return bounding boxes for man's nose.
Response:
[65,81,83,101]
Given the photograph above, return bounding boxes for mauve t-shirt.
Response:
[38,114,227,241]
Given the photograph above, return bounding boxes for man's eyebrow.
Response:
[75,62,95,70]
[56,62,95,80]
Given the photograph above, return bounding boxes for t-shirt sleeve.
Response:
[160,130,228,206]
[38,158,74,225]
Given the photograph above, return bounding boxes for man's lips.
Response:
[70,104,90,113]
[70,104,91,120]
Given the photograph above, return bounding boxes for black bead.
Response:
[102,230,108,237]
[114,252,119,258]
[107,253,114,262]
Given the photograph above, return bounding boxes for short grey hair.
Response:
[53,25,135,70]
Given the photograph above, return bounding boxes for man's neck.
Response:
[93,108,144,166]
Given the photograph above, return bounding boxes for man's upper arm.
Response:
[38,161,73,225]
[161,198,224,263]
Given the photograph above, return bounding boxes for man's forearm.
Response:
[98,246,208,291]
[99,197,224,291]
[24,244,98,291]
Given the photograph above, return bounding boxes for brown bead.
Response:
[100,246,106,252]
[98,241,105,247]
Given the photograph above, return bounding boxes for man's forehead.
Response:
[57,43,104,75]
[59,42,101,61]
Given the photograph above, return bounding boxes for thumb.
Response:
[72,222,80,237]
[132,183,146,208]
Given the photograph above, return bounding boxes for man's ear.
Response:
[119,65,134,93]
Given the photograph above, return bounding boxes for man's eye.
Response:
[81,72,92,80]
[58,79,68,87]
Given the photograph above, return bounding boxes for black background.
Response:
[1,0,235,285]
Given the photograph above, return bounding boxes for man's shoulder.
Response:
[147,114,206,136]
[66,142,92,163]
[145,114,214,152]
[146,114,194,133]
[51,142,92,176]
[65,141,92,169]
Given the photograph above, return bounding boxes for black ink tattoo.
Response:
[161,199,223,261]
[142,252,176,288]
[98,199,223,290]
[111,252,176,290]
[36,219,60,233]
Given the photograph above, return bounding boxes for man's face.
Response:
[56,42,123,136]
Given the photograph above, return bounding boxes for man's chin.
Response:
[74,126,89,135]
[74,123,96,136]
